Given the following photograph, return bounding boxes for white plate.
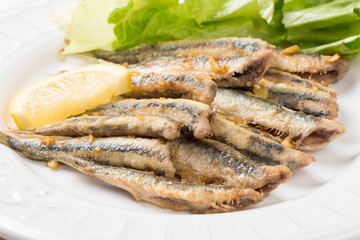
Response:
[1,1,360,239]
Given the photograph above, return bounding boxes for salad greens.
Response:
[54,0,128,54]
[57,0,360,56]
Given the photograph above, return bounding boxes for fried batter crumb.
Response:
[42,137,55,147]
[282,45,301,55]
[89,135,94,144]
[47,160,60,170]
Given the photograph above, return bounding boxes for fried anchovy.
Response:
[24,115,182,140]
[84,98,212,139]
[212,88,345,151]
[241,69,338,119]
[172,137,292,193]
[62,157,264,213]
[125,72,217,104]
[0,130,263,213]
[92,37,348,84]
[93,38,268,64]
[210,113,315,171]
[127,53,270,87]
[0,131,176,178]
[270,48,349,85]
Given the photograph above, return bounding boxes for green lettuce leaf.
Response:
[55,0,360,56]
[109,0,273,50]
[109,2,201,50]
[282,0,360,56]
[59,0,128,54]
[108,0,274,50]
[267,0,288,46]
[287,21,360,44]
[283,0,339,11]
[282,0,360,29]
[303,35,360,56]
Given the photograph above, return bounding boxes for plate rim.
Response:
[1,1,360,239]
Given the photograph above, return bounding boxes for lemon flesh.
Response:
[10,63,131,130]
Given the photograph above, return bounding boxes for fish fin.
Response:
[57,154,99,173]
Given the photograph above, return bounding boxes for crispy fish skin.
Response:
[127,53,271,87]
[0,131,176,178]
[92,37,348,84]
[172,137,292,193]
[210,113,315,172]
[125,72,217,104]
[28,115,182,140]
[245,69,339,119]
[212,88,345,151]
[62,157,264,213]
[85,98,212,139]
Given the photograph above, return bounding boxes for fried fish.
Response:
[212,88,345,150]
[84,98,212,139]
[93,37,348,84]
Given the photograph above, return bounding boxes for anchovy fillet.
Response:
[212,88,345,150]
[92,37,348,84]
[125,72,217,104]
[172,137,292,192]
[63,157,264,213]
[84,98,212,139]
[243,69,338,119]
[127,53,271,87]
[26,115,182,140]
[0,130,267,213]
[210,113,315,171]
[0,132,176,178]
[92,38,268,64]
[270,48,349,85]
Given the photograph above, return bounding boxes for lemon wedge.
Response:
[9,63,131,130]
